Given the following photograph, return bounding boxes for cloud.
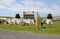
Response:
[5,0,47,12]
[40,8,52,13]
[16,0,47,11]
[0,0,60,17]
[0,5,7,9]
[0,0,51,12]
[50,4,60,14]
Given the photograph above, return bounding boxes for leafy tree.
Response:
[47,13,53,19]
[15,13,20,19]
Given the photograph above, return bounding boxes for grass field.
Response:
[0,21,60,35]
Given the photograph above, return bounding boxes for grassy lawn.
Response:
[0,21,60,35]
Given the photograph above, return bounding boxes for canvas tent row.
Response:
[0,18,34,25]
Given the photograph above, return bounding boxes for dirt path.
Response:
[0,29,60,39]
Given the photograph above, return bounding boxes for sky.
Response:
[0,0,60,17]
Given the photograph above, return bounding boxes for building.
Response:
[23,11,34,20]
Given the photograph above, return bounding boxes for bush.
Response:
[47,13,53,19]
[15,13,20,19]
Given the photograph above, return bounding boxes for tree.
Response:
[47,13,53,19]
[15,13,20,19]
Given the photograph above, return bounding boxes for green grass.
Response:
[0,21,60,35]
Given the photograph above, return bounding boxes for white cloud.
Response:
[0,0,48,12]
[17,1,48,12]
[0,5,7,9]
[0,0,60,16]
[50,4,60,14]
[7,4,24,12]
[0,0,15,5]
[40,8,52,13]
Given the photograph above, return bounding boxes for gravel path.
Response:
[0,29,60,39]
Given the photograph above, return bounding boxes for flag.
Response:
[36,13,39,27]
[38,13,43,28]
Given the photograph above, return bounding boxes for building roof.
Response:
[23,11,34,15]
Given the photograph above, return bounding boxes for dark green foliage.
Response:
[47,13,53,19]
[15,13,20,19]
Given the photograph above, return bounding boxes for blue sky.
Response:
[0,0,60,17]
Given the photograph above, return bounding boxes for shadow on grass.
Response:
[37,26,46,30]
[42,27,46,28]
